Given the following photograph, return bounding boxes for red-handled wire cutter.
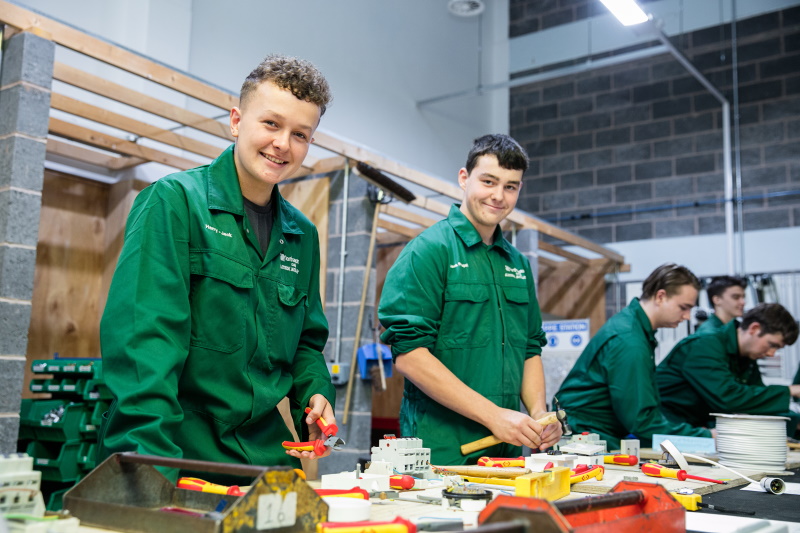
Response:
[282,407,346,456]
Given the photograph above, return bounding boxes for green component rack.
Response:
[18,357,108,510]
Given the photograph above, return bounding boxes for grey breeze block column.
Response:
[0,30,54,453]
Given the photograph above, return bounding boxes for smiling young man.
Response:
[556,264,712,450]
[378,134,562,465]
[696,276,747,333]
[99,55,336,479]
[657,303,800,436]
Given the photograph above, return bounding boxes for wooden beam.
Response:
[49,118,202,170]
[0,1,236,110]
[538,240,592,266]
[377,219,422,240]
[314,132,464,201]
[51,93,224,160]
[537,255,561,269]
[46,137,143,169]
[376,232,410,245]
[53,63,233,141]
[380,204,440,229]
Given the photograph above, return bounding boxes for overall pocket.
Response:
[189,251,253,353]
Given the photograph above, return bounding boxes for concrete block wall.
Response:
[510,7,800,244]
[0,31,54,453]
[510,0,660,37]
[319,170,377,475]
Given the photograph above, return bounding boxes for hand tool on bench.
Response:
[282,407,345,456]
[477,456,525,467]
[460,398,572,455]
[569,464,604,484]
[603,454,638,466]
[641,462,726,484]
[177,477,247,497]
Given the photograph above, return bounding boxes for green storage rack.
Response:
[18,357,108,510]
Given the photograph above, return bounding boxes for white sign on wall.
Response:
[542,319,590,352]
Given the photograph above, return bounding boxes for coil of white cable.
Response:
[712,413,788,471]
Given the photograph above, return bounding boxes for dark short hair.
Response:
[740,303,799,345]
[465,134,529,174]
[240,54,332,115]
[641,263,701,301]
[707,275,747,302]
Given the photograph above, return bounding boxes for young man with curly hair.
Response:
[99,55,335,479]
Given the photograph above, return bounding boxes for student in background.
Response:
[696,275,747,333]
[657,303,800,437]
[556,263,712,450]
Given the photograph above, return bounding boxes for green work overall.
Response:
[379,206,547,465]
[98,145,334,480]
[657,320,795,434]
[556,298,710,451]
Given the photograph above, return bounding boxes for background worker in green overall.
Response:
[556,264,712,451]
[378,134,562,465]
[696,275,747,333]
[657,303,800,437]
[99,55,336,480]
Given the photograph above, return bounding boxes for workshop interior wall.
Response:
[510,7,800,245]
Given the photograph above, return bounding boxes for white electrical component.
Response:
[619,439,640,458]
[370,435,436,479]
[319,471,390,492]
[0,454,44,518]
[526,452,602,470]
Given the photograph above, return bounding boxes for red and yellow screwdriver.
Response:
[603,454,638,466]
[641,463,726,484]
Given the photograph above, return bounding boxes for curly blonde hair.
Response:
[240,54,332,115]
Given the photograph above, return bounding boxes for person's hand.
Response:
[532,410,563,451]
[789,384,800,398]
[486,408,544,449]
[285,394,335,460]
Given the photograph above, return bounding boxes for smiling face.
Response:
[739,322,785,360]
[712,285,746,323]
[230,81,321,204]
[651,285,698,329]
[458,154,523,244]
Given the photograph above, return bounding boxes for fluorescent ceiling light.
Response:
[599,0,649,26]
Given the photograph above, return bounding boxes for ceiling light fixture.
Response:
[598,0,649,26]
[448,0,485,17]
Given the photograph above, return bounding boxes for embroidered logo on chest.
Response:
[280,253,300,274]
[505,265,526,280]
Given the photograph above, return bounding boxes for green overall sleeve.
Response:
[100,180,190,463]
[605,336,711,444]
[681,340,790,415]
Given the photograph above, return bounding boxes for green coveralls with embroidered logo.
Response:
[379,205,547,465]
[656,320,797,435]
[99,145,334,478]
[555,298,711,451]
